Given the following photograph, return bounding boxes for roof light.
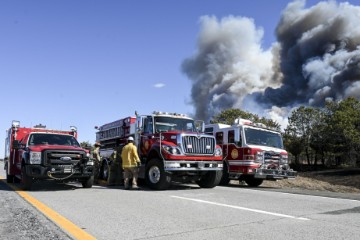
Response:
[34,124,46,128]
[12,120,20,128]
[234,118,253,125]
[70,126,77,132]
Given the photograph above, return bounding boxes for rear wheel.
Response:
[245,178,263,187]
[6,174,14,183]
[196,170,222,188]
[21,165,33,190]
[101,161,109,180]
[81,175,94,188]
[5,164,14,183]
[145,158,171,190]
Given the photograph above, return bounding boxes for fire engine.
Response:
[4,120,95,190]
[205,118,296,187]
[95,111,223,190]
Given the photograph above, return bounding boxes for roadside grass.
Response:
[261,168,360,193]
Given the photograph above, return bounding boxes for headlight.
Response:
[255,151,264,162]
[86,159,94,166]
[86,152,90,157]
[280,154,288,164]
[162,145,181,155]
[214,147,222,157]
[29,151,41,164]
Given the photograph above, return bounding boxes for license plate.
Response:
[197,162,204,168]
[63,165,72,173]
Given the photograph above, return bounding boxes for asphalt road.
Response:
[1,161,360,240]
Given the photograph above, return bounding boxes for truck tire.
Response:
[21,165,33,190]
[196,170,222,188]
[6,173,14,183]
[81,175,94,188]
[145,158,171,190]
[5,165,14,183]
[219,162,230,186]
[101,161,109,180]
[245,178,263,187]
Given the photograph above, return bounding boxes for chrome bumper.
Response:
[164,160,223,171]
[254,168,297,179]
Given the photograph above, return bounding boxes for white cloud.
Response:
[154,83,166,88]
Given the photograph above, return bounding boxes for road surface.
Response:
[0,161,359,240]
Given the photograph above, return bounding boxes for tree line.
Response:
[210,97,360,169]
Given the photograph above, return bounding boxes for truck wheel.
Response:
[101,161,109,180]
[21,166,33,190]
[5,166,14,183]
[219,162,230,186]
[81,175,94,188]
[196,170,222,188]
[145,158,171,190]
[245,178,263,187]
[6,174,14,183]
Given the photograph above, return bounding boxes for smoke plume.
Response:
[257,0,360,108]
[182,0,360,126]
[182,15,278,121]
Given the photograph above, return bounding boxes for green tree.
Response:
[325,97,360,166]
[283,127,304,167]
[80,141,92,150]
[308,109,329,167]
[284,106,322,166]
[210,109,255,125]
[210,108,280,130]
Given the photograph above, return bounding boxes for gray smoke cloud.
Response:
[256,0,360,108]
[182,15,278,122]
[182,0,360,126]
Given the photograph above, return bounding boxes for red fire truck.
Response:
[95,111,223,190]
[4,120,95,190]
[205,118,296,187]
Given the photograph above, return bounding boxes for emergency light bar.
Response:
[153,111,188,117]
[234,118,252,125]
[234,118,273,130]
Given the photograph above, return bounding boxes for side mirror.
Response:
[234,128,240,142]
[234,128,242,146]
[84,144,92,150]
[195,120,205,133]
[12,140,21,149]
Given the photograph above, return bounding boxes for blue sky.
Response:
[1,0,357,157]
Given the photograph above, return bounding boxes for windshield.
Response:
[244,127,284,149]
[154,116,196,133]
[28,133,80,147]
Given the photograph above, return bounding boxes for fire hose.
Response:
[47,169,77,181]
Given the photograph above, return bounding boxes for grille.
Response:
[182,135,215,155]
[264,151,281,166]
[264,151,281,161]
[43,150,85,166]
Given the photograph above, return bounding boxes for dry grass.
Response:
[261,168,360,193]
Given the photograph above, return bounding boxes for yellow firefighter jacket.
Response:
[121,142,140,168]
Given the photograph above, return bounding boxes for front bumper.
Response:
[164,160,223,171]
[24,164,94,180]
[254,168,297,179]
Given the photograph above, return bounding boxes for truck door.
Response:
[138,116,154,156]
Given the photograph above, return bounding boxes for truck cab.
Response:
[206,118,296,187]
[96,111,224,190]
[4,121,94,190]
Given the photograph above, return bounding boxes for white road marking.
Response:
[171,195,310,221]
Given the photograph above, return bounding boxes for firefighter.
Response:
[92,142,101,184]
[121,136,141,190]
[107,144,124,186]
